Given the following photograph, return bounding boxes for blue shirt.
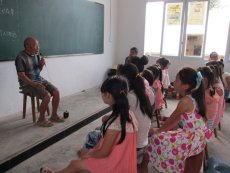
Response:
[15,51,43,87]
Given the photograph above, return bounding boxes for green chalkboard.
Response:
[0,0,104,61]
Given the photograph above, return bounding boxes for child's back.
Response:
[205,89,219,129]
[153,79,164,110]
[198,66,220,130]
[213,82,225,128]
[118,64,153,150]
[128,91,151,149]
[84,111,138,173]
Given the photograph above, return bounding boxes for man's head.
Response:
[24,37,40,56]
[209,51,219,62]
[129,47,138,57]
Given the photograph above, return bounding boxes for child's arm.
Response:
[153,81,159,89]
[102,115,110,123]
[156,96,191,133]
[82,129,119,159]
[216,87,223,96]
[225,76,230,90]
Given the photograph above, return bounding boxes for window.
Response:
[144,2,164,56]
[205,0,230,59]
[144,0,230,60]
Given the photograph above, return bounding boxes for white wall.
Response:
[116,0,146,62]
[1,0,230,117]
[0,0,118,117]
[115,0,230,81]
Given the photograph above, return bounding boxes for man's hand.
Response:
[33,83,45,92]
[39,57,46,67]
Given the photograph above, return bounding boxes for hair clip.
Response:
[196,71,203,88]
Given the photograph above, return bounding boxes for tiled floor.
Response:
[0,87,108,169]
[1,89,230,173]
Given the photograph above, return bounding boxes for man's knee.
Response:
[52,88,60,97]
[43,92,51,102]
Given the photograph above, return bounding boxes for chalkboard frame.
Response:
[0,0,104,61]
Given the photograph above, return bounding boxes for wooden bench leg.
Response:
[36,97,40,112]
[47,106,50,116]
[163,97,167,109]
[31,96,36,123]
[203,145,209,171]
[184,150,204,173]
[214,128,218,138]
[23,94,27,119]
[155,109,160,128]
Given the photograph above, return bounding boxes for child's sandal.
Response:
[40,166,54,173]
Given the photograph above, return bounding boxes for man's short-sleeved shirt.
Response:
[15,51,42,87]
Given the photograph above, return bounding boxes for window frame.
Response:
[145,0,210,60]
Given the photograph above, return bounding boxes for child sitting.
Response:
[147,65,165,111]
[138,67,212,173]
[40,76,138,173]
[141,69,155,105]
[156,57,171,90]
[206,63,225,129]
[198,66,219,130]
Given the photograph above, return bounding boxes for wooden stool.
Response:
[214,122,221,138]
[163,96,167,109]
[184,146,209,173]
[20,91,50,123]
[184,150,204,173]
[203,144,209,171]
[163,89,168,109]
[214,128,218,138]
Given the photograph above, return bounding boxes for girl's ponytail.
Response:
[119,64,153,119]
[179,68,206,120]
[101,76,131,145]
[133,75,153,119]
[192,72,206,120]
[197,66,216,97]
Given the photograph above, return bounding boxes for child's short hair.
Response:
[209,51,219,61]
[130,47,138,54]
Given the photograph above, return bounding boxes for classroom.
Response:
[0,0,230,172]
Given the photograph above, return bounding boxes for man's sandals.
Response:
[36,120,53,127]
[40,167,54,173]
[49,116,64,122]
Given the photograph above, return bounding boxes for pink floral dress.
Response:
[146,96,212,173]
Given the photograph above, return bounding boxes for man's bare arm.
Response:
[17,72,45,91]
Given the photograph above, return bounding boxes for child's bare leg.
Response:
[77,147,89,159]
[48,160,90,173]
